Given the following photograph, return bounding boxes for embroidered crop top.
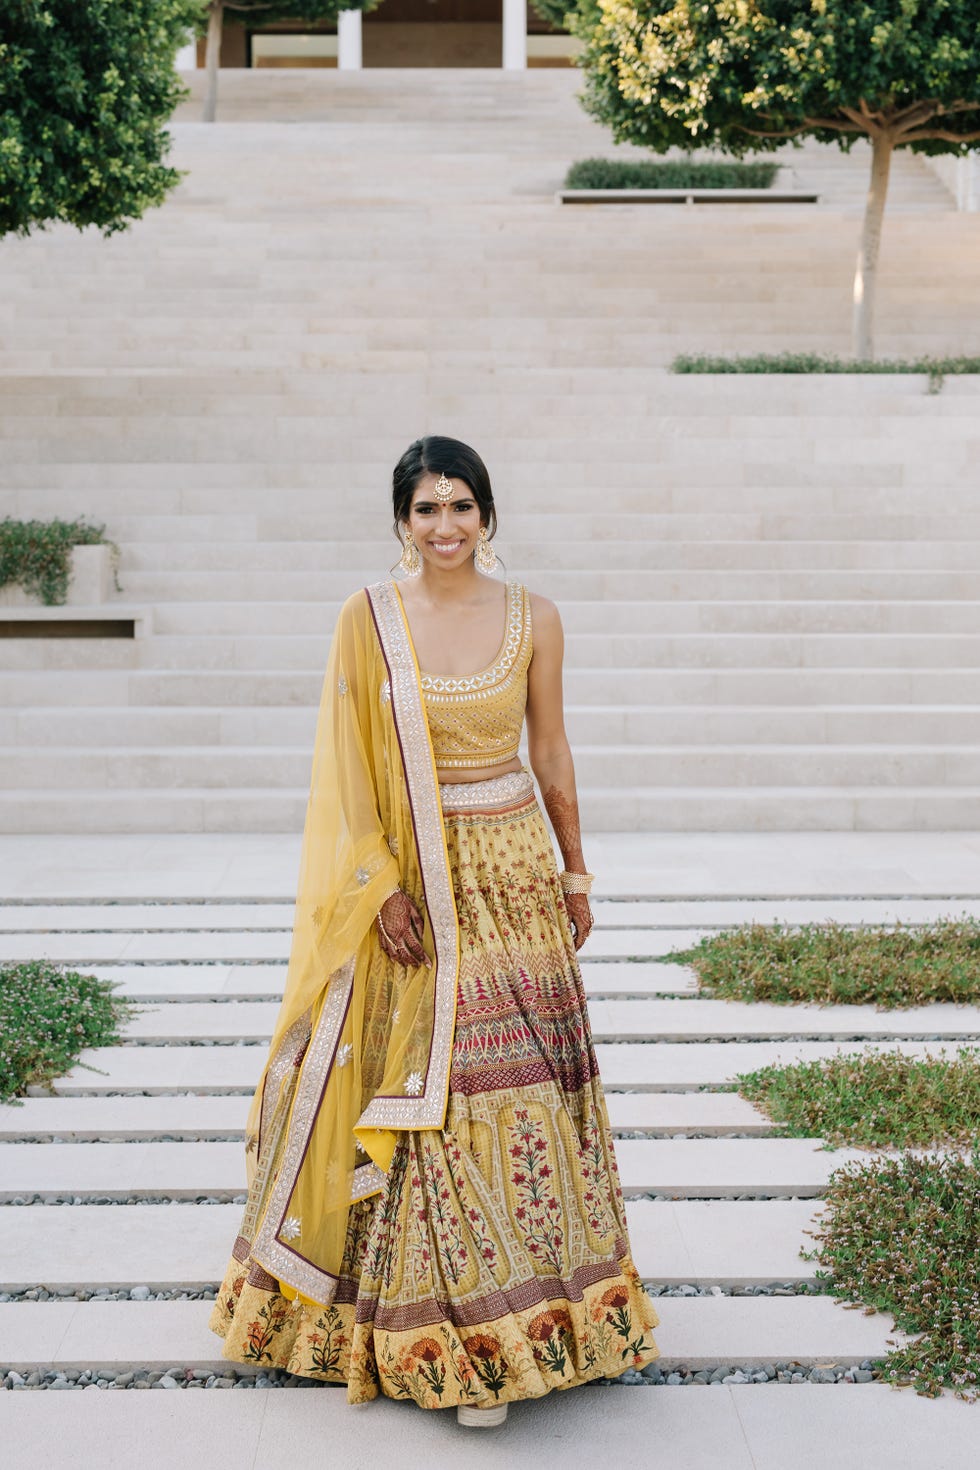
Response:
[421,581,532,771]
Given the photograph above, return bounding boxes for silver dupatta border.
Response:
[356,579,460,1130]
[248,583,459,1305]
[249,957,355,1303]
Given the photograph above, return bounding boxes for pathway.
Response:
[1,833,978,1465]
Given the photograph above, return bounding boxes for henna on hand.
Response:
[564,893,593,951]
[377,889,430,968]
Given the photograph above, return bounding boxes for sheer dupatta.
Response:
[237,582,460,1308]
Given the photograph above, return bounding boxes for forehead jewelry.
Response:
[434,472,454,503]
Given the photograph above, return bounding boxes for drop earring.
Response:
[398,528,421,576]
[475,526,498,575]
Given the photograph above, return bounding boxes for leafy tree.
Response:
[199,0,381,123]
[571,1,980,358]
[0,0,199,238]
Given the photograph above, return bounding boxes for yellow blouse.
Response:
[422,580,532,770]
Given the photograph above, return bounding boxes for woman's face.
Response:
[404,473,484,571]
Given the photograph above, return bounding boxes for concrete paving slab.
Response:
[50,1038,962,1094]
[588,998,980,1041]
[1,1090,768,1141]
[0,1296,910,1375]
[115,997,980,1045]
[0,1199,825,1290]
[0,931,289,964]
[2,1381,974,1470]
[0,1142,246,1200]
[5,832,980,901]
[0,1096,251,1141]
[603,1092,773,1134]
[0,904,294,932]
[0,1204,240,1290]
[0,1393,271,1470]
[90,960,701,1001]
[732,1382,980,1470]
[593,1039,963,1090]
[1,1137,958,1202]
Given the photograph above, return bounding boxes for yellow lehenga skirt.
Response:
[209,769,660,1407]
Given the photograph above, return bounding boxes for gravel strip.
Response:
[0,1360,881,1391]
[2,1195,248,1206]
[0,1281,824,1303]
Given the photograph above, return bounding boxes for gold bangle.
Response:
[560,870,594,895]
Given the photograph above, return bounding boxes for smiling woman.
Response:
[209,434,659,1425]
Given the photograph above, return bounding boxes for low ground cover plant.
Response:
[806,1148,980,1403]
[735,1047,980,1151]
[670,351,980,393]
[667,917,980,1009]
[564,158,779,190]
[0,960,133,1103]
[0,516,119,605]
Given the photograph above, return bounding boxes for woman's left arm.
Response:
[525,593,593,950]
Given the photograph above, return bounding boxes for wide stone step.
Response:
[0,1296,911,1374]
[0,1091,770,1142]
[113,998,980,1045]
[3,1382,976,1470]
[3,1137,965,1203]
[5,746,980,794]
[102,567,980,604]
[45,1039,965,1095]
[76,961,700,1001]
[0,927,678,964]
[11,702,980,753]
[5,786,980,833]
[0,1199,828,1288]
[9,665,980,710]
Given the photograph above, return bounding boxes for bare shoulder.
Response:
[527,590,562,641]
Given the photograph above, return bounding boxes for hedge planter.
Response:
[557,187,819,205]
[0,543,112,608]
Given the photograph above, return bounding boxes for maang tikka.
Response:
[434,472,454,503]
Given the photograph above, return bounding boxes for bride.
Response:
[209,435,660,1424]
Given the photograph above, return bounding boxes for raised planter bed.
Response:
[557,187,820,205]
[0,543,113,609]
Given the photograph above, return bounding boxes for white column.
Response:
[337,10,363,70]
[502,0,527,70]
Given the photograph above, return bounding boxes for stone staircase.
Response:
[2,69,979,832]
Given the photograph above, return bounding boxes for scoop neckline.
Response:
[394,579,515,682]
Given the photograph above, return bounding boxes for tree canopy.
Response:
[570,0,980,355]
[0,0,199,238]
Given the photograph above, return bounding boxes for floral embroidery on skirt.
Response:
[209,784,660,1407]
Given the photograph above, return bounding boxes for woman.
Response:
[209,436,660,1424]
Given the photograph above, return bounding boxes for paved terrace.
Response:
[1,831,978,1465]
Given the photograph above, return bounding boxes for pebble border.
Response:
[0,1361,882,1391]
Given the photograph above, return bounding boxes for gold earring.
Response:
[398,528,421,576]
[475,526,498,574]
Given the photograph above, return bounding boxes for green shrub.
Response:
[564,158,780,190]
[736,1048,980,1150]
[667,917,980,1009]
[806,1148,980,1402]
[0,516,120,605]
[0,960,133,1103]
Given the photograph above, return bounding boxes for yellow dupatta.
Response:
[237,582,460,1308]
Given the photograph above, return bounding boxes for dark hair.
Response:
[392,436,497,540]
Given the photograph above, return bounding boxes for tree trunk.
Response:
[852,131,894,360]
[203,0,224,124]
